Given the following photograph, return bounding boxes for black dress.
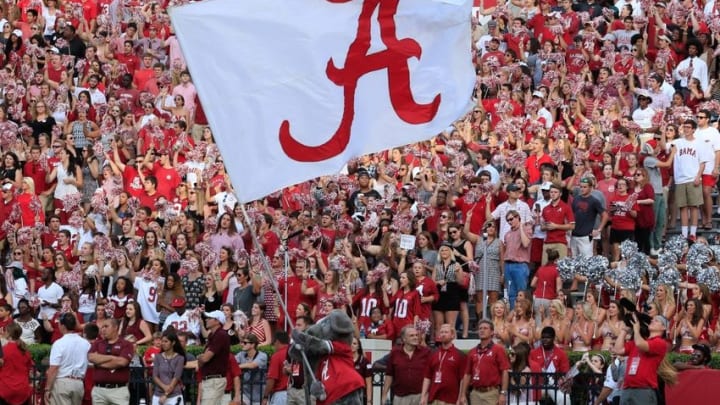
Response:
[28,116,56,142]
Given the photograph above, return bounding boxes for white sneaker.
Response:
[650,248,660,256]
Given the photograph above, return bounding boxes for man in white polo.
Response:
[45,313,91,405]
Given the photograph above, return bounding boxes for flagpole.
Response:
[238,202,321,403]
[238,204,293,330]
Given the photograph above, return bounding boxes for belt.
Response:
[504,261,525,264]
[473,386,500,393]
[94,383,125,388]
[202,374,224,381]
[571,234,590,237]
[59,376,84,380]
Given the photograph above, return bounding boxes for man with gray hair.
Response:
[381,326,431,405]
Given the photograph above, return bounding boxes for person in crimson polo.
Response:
[460,320,510,405]
[540,182,575,264]
[198,310,231,405]
[381,325,431,405]
[613,314,673,405]
[87,318,134,404]
[421,323,466,405]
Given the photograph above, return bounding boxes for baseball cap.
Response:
[580,177,592,185]
[602,33,616,42]
[170,297,186,308]
[487,20,497,27]
[2,183,13,192]
[506,183,520,192]
[641,140,657,155]
[356,169,370,178]
[540,183,551,191]
[12,29,22,38]
[532,90,545,99]
[204,310,226,324]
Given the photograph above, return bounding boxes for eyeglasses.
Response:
[470,184,480,188]
[242,341,252,344]
[13,252,22,255]
[80,260,87,264]
[449,230,459,234]
[506,216,517,221]
[112,109,120,113]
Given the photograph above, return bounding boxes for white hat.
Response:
[532,90,545,99]
[602,33,616,42]
[204,310,226,324]
[11,29,22,38]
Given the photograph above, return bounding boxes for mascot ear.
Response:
[328,310,355,336]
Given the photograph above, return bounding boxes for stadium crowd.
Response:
[0,0,717,404]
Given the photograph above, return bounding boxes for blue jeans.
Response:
[504,262,529,309]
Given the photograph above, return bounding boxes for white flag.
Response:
[170,0,475,202]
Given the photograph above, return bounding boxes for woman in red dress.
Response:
[0,322,33,405]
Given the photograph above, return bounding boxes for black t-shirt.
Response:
[570,194,605,236]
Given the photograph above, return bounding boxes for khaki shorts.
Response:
[675,182,703,208]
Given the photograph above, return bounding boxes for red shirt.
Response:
[89,338,135,383]
[266,345,289,393]
[533,263,559,300]
[225,353,241,392]
[525,153,553,184]
[425,345,467,403]
[465,342,510,388]
[623,336,669,389]
[386,345,432,396]
[541,200,574,244]
[609,193,638,231]
[529,346,570,373]
[352,290,386,330]
[415,277,438,320]
[152,162,181,201]
[315,341,366,405]
[23,160,47,194]
[391,289,421,339]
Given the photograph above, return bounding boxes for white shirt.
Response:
[672,137,714,184]
[695,126,720,174]
[475,164,500,184]
[133,277,160,324]
[632,105,656,130]
[162,310,201,344]
[73,87,107,105]
[38,282,64,319]
[490,199,534,240]
[674,56,709,90]
[49,332,91,378]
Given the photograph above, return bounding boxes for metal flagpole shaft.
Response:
[239,203,294,331]
[482,233,489,320]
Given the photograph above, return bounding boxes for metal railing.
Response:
[507,371,604,405]
[27,366,601,405]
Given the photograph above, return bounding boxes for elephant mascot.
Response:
[289,309,365,405]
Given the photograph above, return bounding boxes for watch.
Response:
[500,390,507,394]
